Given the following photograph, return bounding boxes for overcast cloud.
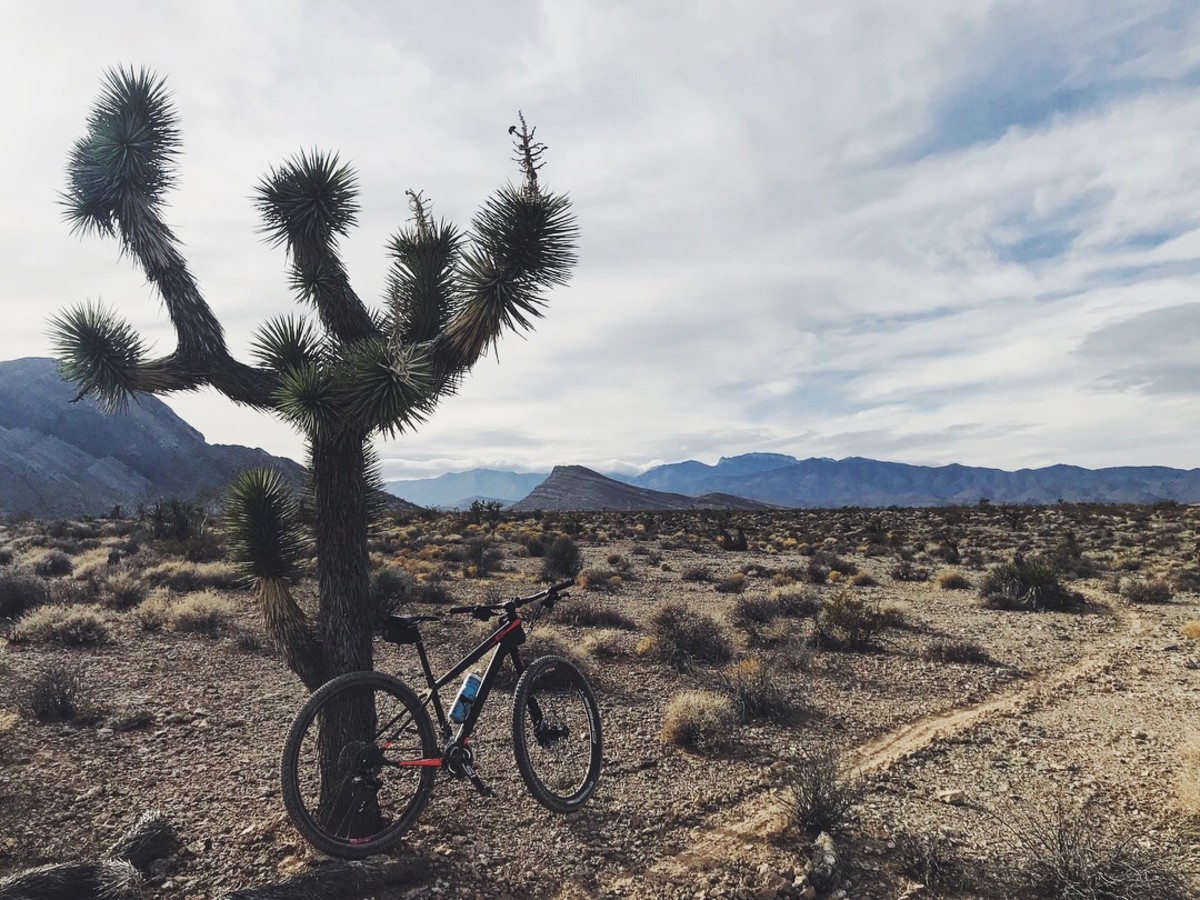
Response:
[2,0,1198,479]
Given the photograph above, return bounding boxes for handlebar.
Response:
[447,578,576,620]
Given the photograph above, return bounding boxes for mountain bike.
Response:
[279,578,602,858]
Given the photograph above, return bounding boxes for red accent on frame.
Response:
[394,758,444,767]
[491,618,522,644]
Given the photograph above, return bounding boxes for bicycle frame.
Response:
[391,612,529,767]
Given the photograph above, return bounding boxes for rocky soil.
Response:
[1,503,1198,898]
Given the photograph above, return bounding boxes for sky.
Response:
[2,1,1199,480]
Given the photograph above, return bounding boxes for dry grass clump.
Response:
[1182,621,1200,641]
[0,568,48,619]
[133,591,171,632]
[936,570,972,590]
[580,628,633,660]
[33,549,74,577]
[556,596,636,630]
[169,591,235,636]
[647,602,733,670]
[1120,577,1174,604]
[893,830,973,895]
[15,660,102,724]
[769,585,822,619]
[100,569,148,610]
[679,566,713,583]
[715,571,747,594]
[850,572,879,587]
[660,690,739,752]
[9,605,111,647]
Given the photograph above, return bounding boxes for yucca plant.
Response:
[52,67,576,823]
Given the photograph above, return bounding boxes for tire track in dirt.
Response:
[609,602,1146,895]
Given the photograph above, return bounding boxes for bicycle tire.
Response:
[280,670,437,857]
[511,655,602,813]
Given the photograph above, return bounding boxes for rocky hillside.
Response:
[509,465,771,512]
[0,357,305,518]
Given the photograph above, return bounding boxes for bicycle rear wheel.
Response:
[281,671,437,857]
[511,655,602,813]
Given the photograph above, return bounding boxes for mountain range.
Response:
[387,452,1200,510]
[0,357,305,518]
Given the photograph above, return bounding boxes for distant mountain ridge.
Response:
[509,466,772,512]
[386,453,1200,509]
[0,357,305,517]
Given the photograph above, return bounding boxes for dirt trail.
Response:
[618,601,1148,894]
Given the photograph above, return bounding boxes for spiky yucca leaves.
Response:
[250,315,323,373]
[225,468,323,689]
[388,194,462,345]
[341,339,435,437]
[49,302,146,410]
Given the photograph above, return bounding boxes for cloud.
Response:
[3,1,1199,478]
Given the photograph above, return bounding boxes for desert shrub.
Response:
[170,591,234,636]
[788,750,861,837]
[980,555,1083,612]
[1173,567,1200,593]
[894,831,973,895]
[0,568,49,619]
[890,560,930,582]
[1182,621,1200,641]
[715,572,747,594]
[33,549,73,578]
[133,592,171,632]
[993,801,1190,900]
[1121,577,1174,604]
[521,535,546,557]
[556,596,636,630]
[9,605,110,646]
[100,569,147,610]
[771,586,822,619]
[540,536,581,581]
[812,551,857,576]
[661,690,739,752]
[370,566,415,613]
[810,592,889,652]
[49,576,101,605]
[922,639,993,665]
[850,572,878,587]
[580,628,632,660]
[719,656,791,719]
[680,566,713,583]
[414,576,454,605]
[580,569,624,592]
[144,560,242,593]
[936,570,972,590]
[0,546,12,566]
[731,594,779,625]
[461,537,502,578]
[648,602,734,670]
[15,661,101,724]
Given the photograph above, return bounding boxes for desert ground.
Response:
[1,502,1199,899]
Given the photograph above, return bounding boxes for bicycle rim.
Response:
[513,656,602,812]
[282,672,436,857]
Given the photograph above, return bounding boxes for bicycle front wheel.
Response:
[281,671,437,858]
[512,655,603,813]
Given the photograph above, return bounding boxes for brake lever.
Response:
[471,607,495,622]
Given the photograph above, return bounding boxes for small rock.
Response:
[935,788,965,805]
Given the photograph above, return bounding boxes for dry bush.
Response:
[33,549,73,577]
[719,656,791,719]
[144,560,241,593]
[680,566,713,582]
[1120,577,1174,604]
[133,591,171,632]
[661,690,739,752]
[15,660,102,724]
[555,596,636,630]
[169,591,235,636]
[894,830,974,895]
[936,570,972,590]
[0,545,13,565]
[580,628,633,660]
[890,560,930,582]
[980,555,1083,612]
[788,750,861,837]
[770,585,822,619]
[715,572,747,594]
[539,535,581,581]
[922,639,993,665]
[810,591,890,653]
[1182,621,1200,641]
[990,801,1190,900]
[730,595,783,637]
[648,602,733,670]
[9,605,110,646]
[850,572,879,587]
[100,569,147,610]
[0,568,48,619]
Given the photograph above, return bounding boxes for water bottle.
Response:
[449,671,482,724]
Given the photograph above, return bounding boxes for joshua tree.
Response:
[52,67,576,806]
